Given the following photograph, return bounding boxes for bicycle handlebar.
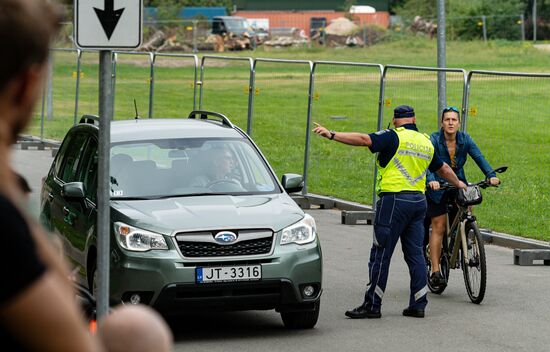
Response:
[435,165,508,191]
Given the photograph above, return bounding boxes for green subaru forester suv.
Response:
[40,111,322,328]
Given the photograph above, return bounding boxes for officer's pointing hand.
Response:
[313,122,330,139]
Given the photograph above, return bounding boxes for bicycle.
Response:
[425,166,508,304]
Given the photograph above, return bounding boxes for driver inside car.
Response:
[191,145,244,191]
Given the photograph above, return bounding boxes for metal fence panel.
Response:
[308,61,383,205]
[199,56,254,130]
[77,51,101,123]
[112,52,154,119]
[29,49,81,141]
[251,59,312,179]
[465,71,550,240]
[154,53,198,117]
[381,66,467,132]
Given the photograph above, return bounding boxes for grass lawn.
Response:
[28,37,550,241]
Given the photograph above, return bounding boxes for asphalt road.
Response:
[12,145,550,352]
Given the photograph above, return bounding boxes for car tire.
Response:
[280,300,320,329]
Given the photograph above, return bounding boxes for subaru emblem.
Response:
[214,231,237,245]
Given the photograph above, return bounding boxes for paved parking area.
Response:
[12,145,550,352]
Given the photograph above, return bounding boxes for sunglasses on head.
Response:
[443,106,460,114]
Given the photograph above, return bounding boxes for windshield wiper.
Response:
[155,192,236,199]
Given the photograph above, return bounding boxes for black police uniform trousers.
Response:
[363,192,429,312]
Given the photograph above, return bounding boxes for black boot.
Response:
[345,304,381,319]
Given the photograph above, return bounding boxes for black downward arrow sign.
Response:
[94,0,125,40]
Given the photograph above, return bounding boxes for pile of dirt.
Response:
[325,17,360,36]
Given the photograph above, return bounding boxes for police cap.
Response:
[394,105,415,118]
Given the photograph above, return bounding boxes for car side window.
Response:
[77,138,98,204]
[58,133,88,183]
[53,134,73,177]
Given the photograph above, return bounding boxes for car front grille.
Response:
[175,230,274,258]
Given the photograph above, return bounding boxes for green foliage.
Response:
[395,0,527,40]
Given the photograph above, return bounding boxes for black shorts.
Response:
[426,189,458,219]
[426,196,447,218]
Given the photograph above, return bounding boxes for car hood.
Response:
[111,193,303,235]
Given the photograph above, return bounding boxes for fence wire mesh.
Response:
[199,56,253,129]
[381,67,466,133]
[465,72,550,240]
[308,62,383,205]
[30,49,81,140]
[154,54,198,117]
[251,60,312,178]
[112,52,153,120]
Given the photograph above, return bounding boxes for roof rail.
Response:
[79,115,100,125]
[187,110,234,129]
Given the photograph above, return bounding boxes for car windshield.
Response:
[225,18,250,32]
[109,137,279,199]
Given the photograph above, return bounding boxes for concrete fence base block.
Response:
[341,210,375,225]
[513,249,550,266]
[291,194,336,210]
[20,141,46,151]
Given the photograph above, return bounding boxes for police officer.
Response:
[313,105,466,319]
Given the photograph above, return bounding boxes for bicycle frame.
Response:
[445,205,474,269]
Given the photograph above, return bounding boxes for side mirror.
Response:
[281,174,304,194]
[62,182,86,200]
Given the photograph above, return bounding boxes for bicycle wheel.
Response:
[425,245,450,294]
[461,222,486,304]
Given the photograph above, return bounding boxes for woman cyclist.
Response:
[425,106,500,288]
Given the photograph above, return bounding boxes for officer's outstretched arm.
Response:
[312,123,372,147]
[436,163,467,189]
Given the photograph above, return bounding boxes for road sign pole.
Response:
[97,50,112,321]
[75,0,142,322]
[437,0,447,126]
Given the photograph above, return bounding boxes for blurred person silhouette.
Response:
[97,305,173,352]
[0,1,173,351]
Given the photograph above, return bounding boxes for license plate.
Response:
[196,265,262,283]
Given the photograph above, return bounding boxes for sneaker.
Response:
[429,272,446,287]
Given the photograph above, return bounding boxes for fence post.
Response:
[462,71,473,133]
[198,56,206,110]
[192,20,198,53]
[46,54,54,121]
[149,52,155,118]
[520,14,526,42]
[40,76,46,142]
[437,0,447,122]
[533,0,537,42]
[482,15,487,42]
[302,61,315,196]
[73,49,82,126]
[247,58,256,136]
[373,66,387,208]
[192,55,198,111]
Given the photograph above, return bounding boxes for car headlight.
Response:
[280,214,317,245]
[114,222,168,252]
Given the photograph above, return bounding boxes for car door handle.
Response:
[48,193,54,201]
[63,207,70,216]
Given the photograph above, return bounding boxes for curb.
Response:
[293,193,550,250]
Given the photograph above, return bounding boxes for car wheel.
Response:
[280,300,320,329]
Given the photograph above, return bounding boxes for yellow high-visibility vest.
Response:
[376,127,434,194]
